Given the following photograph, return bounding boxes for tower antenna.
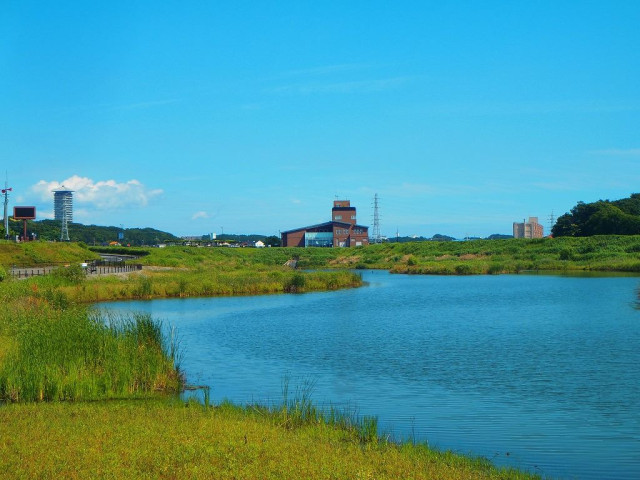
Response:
[548,210,555,235]
[372,193,381,243]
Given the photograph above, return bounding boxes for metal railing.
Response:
[9,262,142,279]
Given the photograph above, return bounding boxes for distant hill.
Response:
[3,219,180,246]
[487,234,514,240]
[552,193,640,236]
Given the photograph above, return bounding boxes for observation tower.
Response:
[54,186,73,241]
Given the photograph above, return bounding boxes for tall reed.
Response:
[0,309,182,403]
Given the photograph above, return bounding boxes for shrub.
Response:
[285,273,306,293]
[52,264,86,284]
[454,264,472,275]
[559,248,573,261]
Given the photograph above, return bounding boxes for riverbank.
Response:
[0,399,542,479]
[89,235,640,274]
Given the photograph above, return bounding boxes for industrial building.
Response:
[281,200,370,247]
[513,217,544,238]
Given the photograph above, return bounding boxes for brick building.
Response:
[281,200,370,247]
[513,217,544,238]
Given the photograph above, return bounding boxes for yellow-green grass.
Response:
[0,400,542,480]
[0,240,98,267]
[104,235,640,274]
[4,236,640,276]
[24,268,362,304]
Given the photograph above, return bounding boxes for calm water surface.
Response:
[106,271,640,480]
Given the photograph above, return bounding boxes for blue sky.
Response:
[2,1,639,238]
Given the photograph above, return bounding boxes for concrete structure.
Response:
[513,217,544,238]
[281,200,369,247]
[54,186,73,241]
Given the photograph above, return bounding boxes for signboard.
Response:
[13,206,36,220]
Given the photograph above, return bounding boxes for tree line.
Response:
[552,193,640,236]
[1,219,180,245]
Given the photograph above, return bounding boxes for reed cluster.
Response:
[0,307,181,402]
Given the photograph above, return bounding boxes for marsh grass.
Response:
[0,309,181,402]
[53,269,362,303]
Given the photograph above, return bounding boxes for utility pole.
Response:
[2,174,12,240]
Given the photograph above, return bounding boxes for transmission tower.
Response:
[372,193,381,243]
[548,210,555,236]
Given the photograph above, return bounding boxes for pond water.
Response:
[105,271,640,480]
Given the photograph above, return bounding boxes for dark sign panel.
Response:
[13,206,36,219]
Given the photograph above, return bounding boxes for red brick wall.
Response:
[282,230,305,247]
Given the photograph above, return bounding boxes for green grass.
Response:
[94,235,640,274]
[0,308,181,402]
[0,240,98,266]
[6,236,640,276]
[0,399,543,480]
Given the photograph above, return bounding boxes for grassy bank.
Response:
[0,240,98,267]
[5,235,640,276]
[0,255,361,403]
[102,235,640,274]
[326,236,640,274]
[0,399,542,479]
[0,298,181,402]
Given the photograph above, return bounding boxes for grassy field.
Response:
[102,235,640,274]
[324,236,640,274]
[0,399,542,479]
[5,235,640,275]
[0,240,98,267]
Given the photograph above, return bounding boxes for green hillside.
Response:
[553,193,640,236]
[1,219,180,245]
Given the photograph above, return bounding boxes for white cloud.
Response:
[192,211,210,220]
[32,175,163,209]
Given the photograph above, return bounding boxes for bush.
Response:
[285,273,306,293]
[559,248,573,261]
[52,264,86,284]
[0,266,6,282]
